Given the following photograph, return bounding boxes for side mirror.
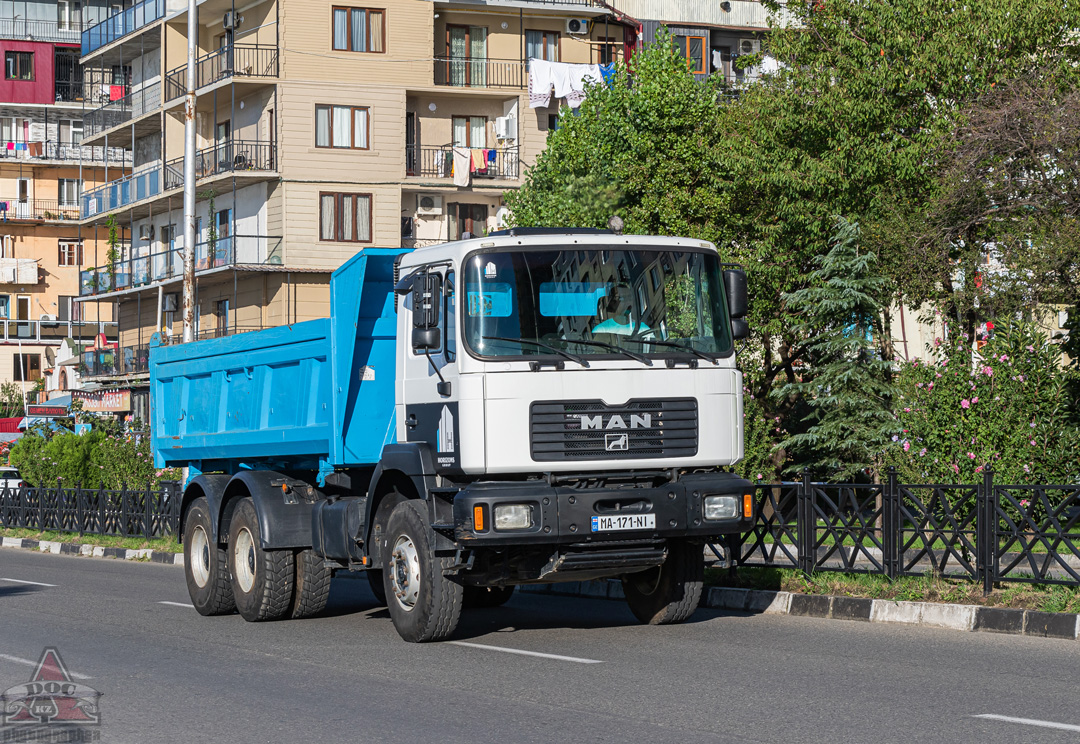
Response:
[724,268,748,319]
[411,272,441,329]
[731,318,749,341]
[412,326,441,351]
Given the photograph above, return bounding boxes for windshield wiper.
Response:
[566,338,653,366]
[624,338,719,365]
[481,336,590,368]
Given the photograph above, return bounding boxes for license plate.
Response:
[590,513,656,532]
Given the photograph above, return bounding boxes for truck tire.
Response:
[228,497,295,622]
[290,548,332,619]
[183,497,235,615]
[464,586,515,609]
[382,500,463,642]
[622,540,704,625]
[366,569,387,605]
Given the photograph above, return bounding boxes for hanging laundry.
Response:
[599,63,616,86]
[528,59,553,109]
[566,64,603,109]
[486,149,497,164]
[5,143,13,151]
[471,149,486,171]
[452,147,471,187]
[14,143,27,151]
[712,49,723,72]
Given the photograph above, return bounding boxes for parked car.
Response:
[0,467,23,489]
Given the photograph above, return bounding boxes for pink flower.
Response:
[903,441,911,452]
[756,473,763,480]
[952,463,960,474]
[967,452,976,459]
[1020,498,1030,507]
[972,397,978,404]
[982,366,993,376]
[961,399,970,409]
[1026,345,1034,352]
[998,354,1009,362]
[904,407,911,412]
[919,448,926,456]
[1017,375,1025,382]
[975,465,984,474]
[1030,439,1036,446]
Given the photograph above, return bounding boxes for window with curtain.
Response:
[320,193,372,242]
[332,7,385,53]
[58,241,83,266]
[675,35,706,74]
[452,116,486,148]
[315,105,369,149]
[525,30,558,64]
[58,179,81,206]
[4,52,32,81]
[446,26,487,87]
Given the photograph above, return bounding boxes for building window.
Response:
[216,299,229,337]
[5,52,33,81]
[452,116,485,148]
[57,295,79,322]
[58,241,83,266]
[58,179,81,207]
[14,353,40,382]
[0,295,8,319]
[332,7,385,53]
[675,35,706,74]
[446,25,487,86]
[59,119,83,145]
[597,36,619,65]
[315,105,369,149]
[320,193,372,243]
[525,30,559,63]
[57,0,82,31]
[1,117,29,144]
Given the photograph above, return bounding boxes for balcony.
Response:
[83,85,161,141]
[0,18,88,44]
[0,142,130,165]
[162,140,276,189]
[163,44,279,101]
[81,343,148,377]
[81,0,165,57]
[0,319,116,346]
[406,145,520,180]
[0,200,81,222]
[56,80,123,106]
[79,235,284,297]
[81,166,161,219]
[434,57,526,89]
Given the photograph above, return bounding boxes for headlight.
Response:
[494,503,532,530]
[703,495,739,521]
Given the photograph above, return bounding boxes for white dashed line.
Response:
[0,577,56,587]
[449,641,603,664]
[973,714,1080,733]
[0,654,91,680]
[158,601,195,608]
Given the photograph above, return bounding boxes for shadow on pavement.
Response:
[0,584,41,598]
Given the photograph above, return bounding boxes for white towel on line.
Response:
[566,63,602,108]
[452,147,471,187]
[528,58,553,109]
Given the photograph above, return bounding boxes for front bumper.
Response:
[451,472,753,547]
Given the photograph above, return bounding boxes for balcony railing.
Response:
[163,140,276,189]
[164,44,280,101]
[0,142,130,165]
[0,319,116,345]
[79,235,284,297]
[0,18,88,44]
[81,0,165,56]
[84,85,161,138]
[434,57,526,89]
[406,145,520,180]
[0,199,81,221]
[82,165,161,218]
[82,343,148,377]
[56,80,122,105]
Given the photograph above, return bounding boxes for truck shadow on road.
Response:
[0,584,42,599]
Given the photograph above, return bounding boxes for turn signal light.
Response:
[473,505,486,532]
[743,493,753,519]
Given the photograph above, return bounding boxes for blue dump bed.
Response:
[150,248,408,470]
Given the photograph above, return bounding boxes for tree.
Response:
[774,219,896,478]
[0,382,24,419]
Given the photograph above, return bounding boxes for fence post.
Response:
[76,482,84,537]
[799,469,813,575]
[884,466,898,580]
[98,485,105,536]
[981,468,996,595]
[144,482,152,538]
[120,483,128,538]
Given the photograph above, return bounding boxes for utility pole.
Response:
[182,0,197,342]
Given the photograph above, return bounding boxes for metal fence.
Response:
[0,482,182,539]
[163,44,280,101]
[730,469,1080,590]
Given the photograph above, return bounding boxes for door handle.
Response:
[406,413,418,429]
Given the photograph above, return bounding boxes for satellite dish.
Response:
[45,346,56,366]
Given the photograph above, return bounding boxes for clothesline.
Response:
[528,58,615,110]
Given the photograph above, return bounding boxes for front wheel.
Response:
[622,540,703,625]
[228,497,295,622]
[382,500,463,642]
[183,497,235,616]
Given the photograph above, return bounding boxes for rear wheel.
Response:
[290,548,332,619]
[183,497,235,616]
[382,500,462,642]
[228,497,295,622]
[464,585,515,609]
[622,540,703,625]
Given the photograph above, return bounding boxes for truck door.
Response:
[402,267,462,473]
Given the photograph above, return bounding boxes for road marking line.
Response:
[448,641,603,664]
[0,654,90,680]
[973,714,1080,733]
[0,577,56,587]
[158,601,195,609]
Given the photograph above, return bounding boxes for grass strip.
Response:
[1,527,182,553]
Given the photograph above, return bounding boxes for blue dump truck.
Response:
[151,229,753,642]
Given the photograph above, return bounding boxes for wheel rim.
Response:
[190,524,211,588]
[234,527,256,594]
[389,534,421,612]
[629,565,663,597]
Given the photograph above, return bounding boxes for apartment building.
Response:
[0,0,121,397]
[73,0,634,418]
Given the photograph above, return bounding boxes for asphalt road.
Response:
[1,549,1079,744]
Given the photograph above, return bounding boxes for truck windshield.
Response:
[462,248,732,360]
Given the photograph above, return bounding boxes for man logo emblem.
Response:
[605,433,628,452]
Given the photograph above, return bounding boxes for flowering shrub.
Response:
[9,427,181,489]
[887,321,1080,485]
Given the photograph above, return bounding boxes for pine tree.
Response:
[776,219,897,479]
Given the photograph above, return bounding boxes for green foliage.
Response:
[663,275,698,339]
[775,219,896,478]
[0,382,24,419]
[739,392,787,483]
[887,322,1080,485]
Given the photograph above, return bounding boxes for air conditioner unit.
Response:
[494,116,517,141]
[163,293,178,312]
[223,11,241,29]
[416,194,443,216]
[565,18,590,35]
[739,38,761,55]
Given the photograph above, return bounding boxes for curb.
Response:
[520,582,1080,641]
[1,536,184,566]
